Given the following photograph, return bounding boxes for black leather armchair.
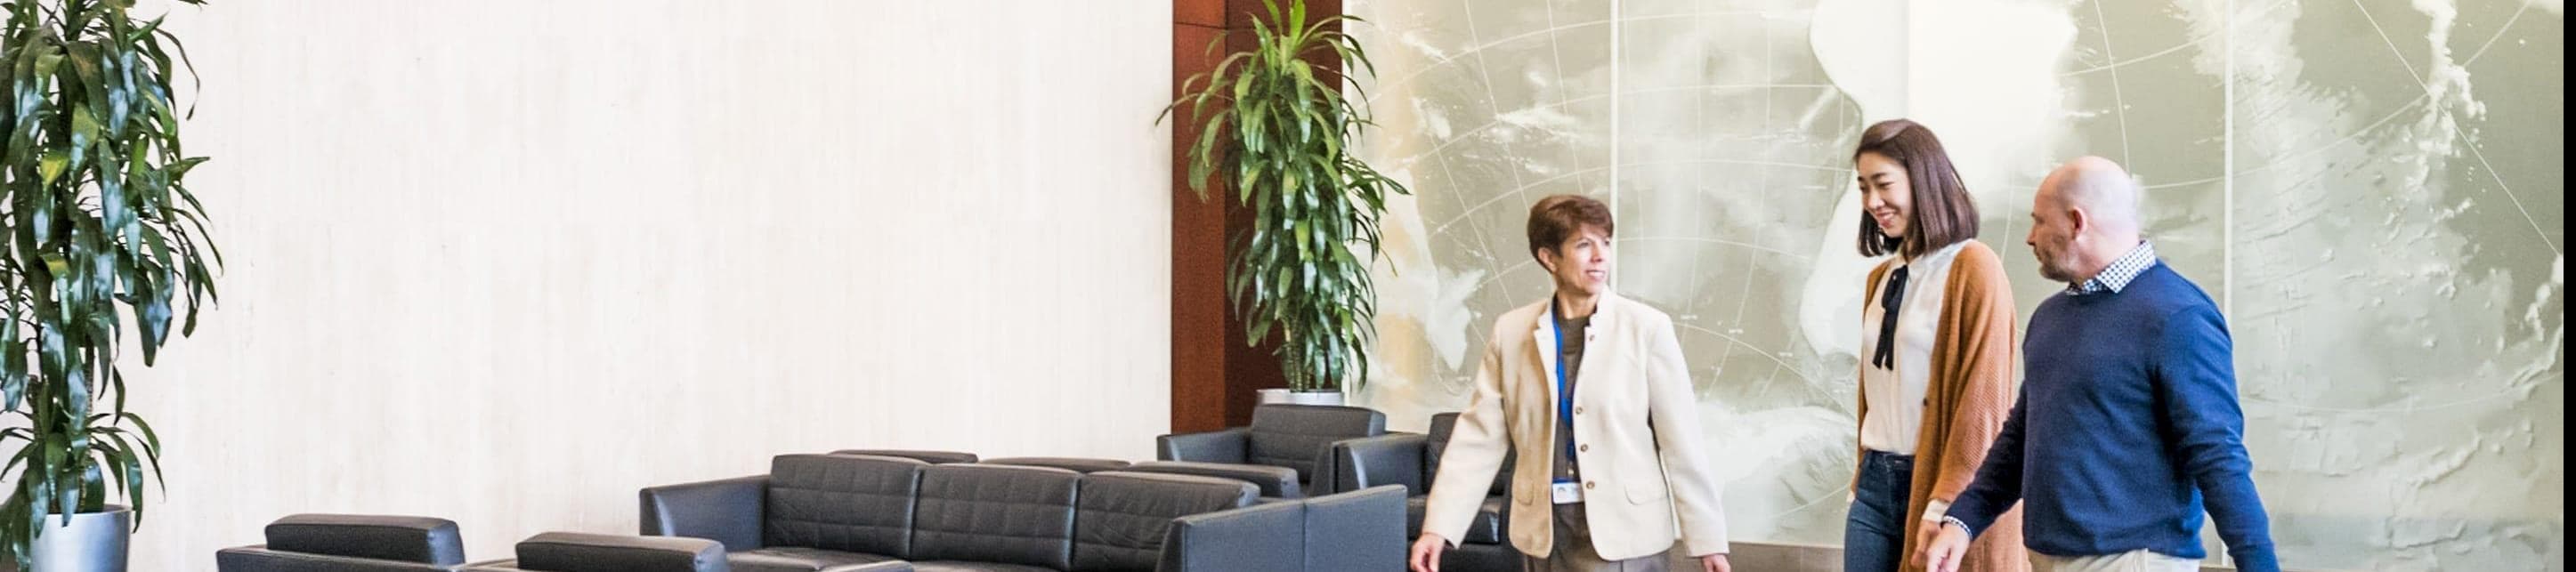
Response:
[1331,412,1522,572]
[1155,404,1385,498]
[215,514,473,571]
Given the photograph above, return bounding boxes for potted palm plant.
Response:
[1162,0,1406,405]
[0,0,219,569]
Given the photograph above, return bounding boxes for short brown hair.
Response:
[1527,194,1614,262]
[1853,118,1980,258]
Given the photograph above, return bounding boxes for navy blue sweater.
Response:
[1947,263,2277,571]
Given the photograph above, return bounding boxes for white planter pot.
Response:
[1256,389,1346,407]
[14,505,130,572]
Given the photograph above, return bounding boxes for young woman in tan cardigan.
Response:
[1844,119,2026,572]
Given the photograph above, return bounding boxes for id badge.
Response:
[1551,481,1584,504]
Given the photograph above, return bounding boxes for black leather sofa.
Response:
[1331,412,1523,571]
[639,453,1405,571]
[1154,404,1385,498]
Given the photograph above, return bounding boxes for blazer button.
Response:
[1578,444,1590,453]
[1574,406,1585,415]
[1584,481,1595,490]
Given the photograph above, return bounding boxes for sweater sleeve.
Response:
[1942,381,2027,536]
[2155,305,2279,572]
[1930,245,2020,506]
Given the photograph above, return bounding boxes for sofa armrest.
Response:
[258,513,466,566]
[1330,433,1428,495]
[1155,427,1249,463]
[638,474,767,552]
[509,532,725,572]
[1125,461,1303,499]
[1157,500,1305,572]
[215,547,461,572]
[1300,486,1408,572]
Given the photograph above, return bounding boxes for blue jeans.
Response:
[1844,449,1916,572]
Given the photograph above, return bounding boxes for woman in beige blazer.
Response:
[1845,118,2026,572]
[1410,194,1732,572]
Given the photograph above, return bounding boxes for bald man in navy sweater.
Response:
[1921,157,2278,572]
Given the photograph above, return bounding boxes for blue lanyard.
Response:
[1551,303,1579,481]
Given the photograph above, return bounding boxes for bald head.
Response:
[2026,156,2144,283]
[2039,156,2142,238]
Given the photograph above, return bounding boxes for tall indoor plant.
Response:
[1163,0,1406,401]
[0,0,217,569]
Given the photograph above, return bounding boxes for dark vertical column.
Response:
[1173,0,1342,433]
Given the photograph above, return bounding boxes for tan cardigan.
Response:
[1859,240,2028,572]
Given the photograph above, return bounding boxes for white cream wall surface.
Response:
[105,1,1173,568]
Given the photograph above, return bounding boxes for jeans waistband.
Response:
[1861,449,1916,470]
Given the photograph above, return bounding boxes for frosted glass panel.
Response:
[1350,0,2563,568]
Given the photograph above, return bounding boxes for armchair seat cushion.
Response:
[1405,495,1508,545]
[730,547,904,572]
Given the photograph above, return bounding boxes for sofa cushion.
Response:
[1072,471,1260,571]
[1246,405,1385,486]
[1426,413,1512,497]
[911,464,1081,569]
[729,546,906,572]
[766,454,928,558]
[263,513,466,566]
[1405,495,1508,544]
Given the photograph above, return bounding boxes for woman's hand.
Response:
[1697,552,1730,571]
[1408,533,1449,572]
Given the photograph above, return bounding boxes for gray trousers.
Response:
[1525,503,1668,572]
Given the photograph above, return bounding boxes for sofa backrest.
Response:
[1071,471,1260,571]
[764,454,927,558]
[1427,412,1512,497]
[830,449,980,465]
[910,463,1082,569]
[1247,405,1385,484]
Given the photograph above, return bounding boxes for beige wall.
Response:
[116,2,1173,568]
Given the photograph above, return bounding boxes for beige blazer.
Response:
[1422,293,1730,560]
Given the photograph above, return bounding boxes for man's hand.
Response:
[1920,522,1973,572]
[1697,552,1730,572]
[1408,533,1449,572]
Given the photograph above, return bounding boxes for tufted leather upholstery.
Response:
[1071,472,1258,571]
[1157,405,1386,494]
[909,464,1081,569]
[765,454,929,559]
